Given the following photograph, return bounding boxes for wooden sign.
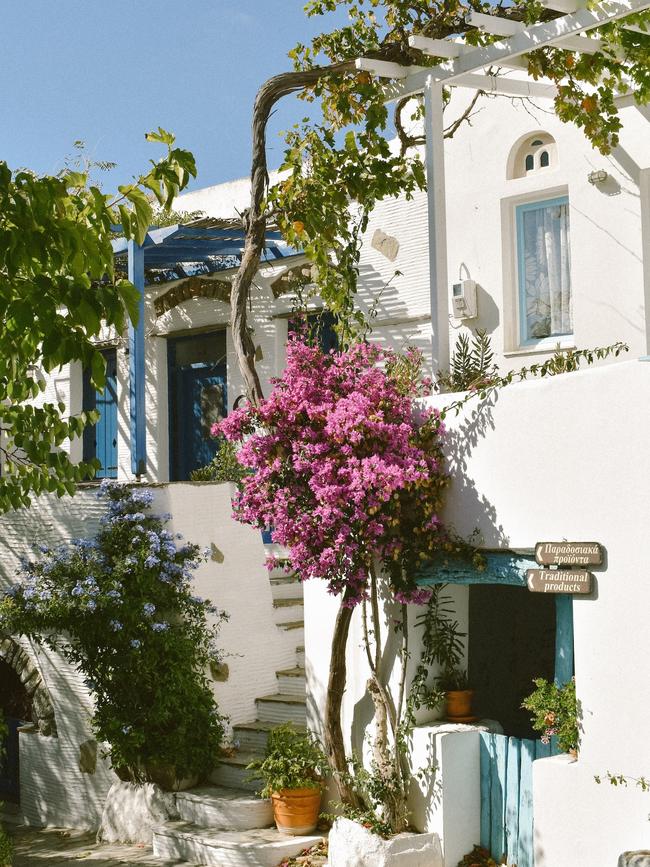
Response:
[535,542,603,567]
[527,569,593,595]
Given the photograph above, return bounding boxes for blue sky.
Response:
[0,0,348,190]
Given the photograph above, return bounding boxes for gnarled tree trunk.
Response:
[230,61,354,407]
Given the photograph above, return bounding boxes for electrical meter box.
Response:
[451,280,477,319]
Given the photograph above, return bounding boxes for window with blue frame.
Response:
[83,349,118,479]
[516,196,572,345]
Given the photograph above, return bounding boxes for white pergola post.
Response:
[640,168,650,358]
[424,76,450,373]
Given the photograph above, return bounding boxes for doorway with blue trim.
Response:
[83,348,118,479]
[168,330,227,481]
[416,552,575,866]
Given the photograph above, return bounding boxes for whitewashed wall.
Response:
[304,359,650,867]
[0,483,293,828]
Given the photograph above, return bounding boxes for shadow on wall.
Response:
[335,396,509,815]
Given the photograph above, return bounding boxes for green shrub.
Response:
[247,724,327,798]
[190,437,247,483]
[0,482,227,786]
[522,677,579,755]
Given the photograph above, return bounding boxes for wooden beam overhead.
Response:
[454,72,558,99]
[465,10,524,37]
[408,34,466,58]
[389,0,650,98]
[355,57,409,79]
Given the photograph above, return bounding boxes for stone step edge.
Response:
[257,692,306,705]
[233,719,307,734]
[176,785,268,806]
[278,620,304,630]
[276,666,306,678]
[273,598,304,608]
[153,821,323,852]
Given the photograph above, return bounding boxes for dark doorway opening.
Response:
[468,584,556,738]
[0,659,33,802]
[168,330,227,481]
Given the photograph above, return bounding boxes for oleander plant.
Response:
[0,482,227,787]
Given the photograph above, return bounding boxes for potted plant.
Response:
[416,585,475,722]
[522,676,579,756]
[436,666,475,722]
[247,724,327,835]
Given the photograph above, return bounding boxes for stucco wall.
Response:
[304,359,650,867]
[0,483,292,828]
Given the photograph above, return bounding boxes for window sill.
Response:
[504,341,576,359]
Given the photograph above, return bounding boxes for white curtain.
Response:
[522,202,572,340]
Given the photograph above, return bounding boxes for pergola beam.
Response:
[390,0,650,98]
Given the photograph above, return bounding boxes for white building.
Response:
[1,69,649,866]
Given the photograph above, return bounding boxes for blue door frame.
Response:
[167,332,227,481]
[83,349,118,478]
[417,551,575,866]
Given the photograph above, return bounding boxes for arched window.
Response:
[507,133,557,179]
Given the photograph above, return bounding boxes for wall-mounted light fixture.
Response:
[588,169,609,185]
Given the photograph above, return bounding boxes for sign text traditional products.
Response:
[535,542,603,567]
[526,568,593,595]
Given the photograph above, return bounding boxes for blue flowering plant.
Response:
[0,481,227,788]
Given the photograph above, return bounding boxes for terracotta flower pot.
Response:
[445,689,475,721]
[271,787,322,835]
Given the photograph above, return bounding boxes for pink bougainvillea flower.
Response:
[215,337,450,605]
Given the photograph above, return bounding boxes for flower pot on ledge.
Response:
[271,787,322,834]
[445,689,476,723]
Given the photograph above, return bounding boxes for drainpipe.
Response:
[127,239,147,478]
[424,76,450,374]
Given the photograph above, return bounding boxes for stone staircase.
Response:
[152,561,321,867]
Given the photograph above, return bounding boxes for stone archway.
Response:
[0,638,57,736]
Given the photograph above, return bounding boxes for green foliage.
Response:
[190,437,248,483]
[436,330,498,393]
[0,483,226,785]
[0,826,11,867]
[408,584,467,713]
[246,724,327,798]
[522,677,579,755]
[440,342,629,418]
[0,130,195,513]
[594,771,650,793]
[322,754,403,838]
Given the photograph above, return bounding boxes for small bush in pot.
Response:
[247,724,327,834]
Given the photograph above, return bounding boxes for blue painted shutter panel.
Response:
[83,350,118,479]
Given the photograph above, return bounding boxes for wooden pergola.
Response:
[355,0,650,368]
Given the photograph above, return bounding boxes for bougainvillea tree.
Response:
[216,336,473,826]
[0,482,226,788]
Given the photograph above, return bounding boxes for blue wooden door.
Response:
[83,349,118,478]
[168,332,227,481]
[480,594,573,865]
[480,732,558,866]
[0,717,21,801]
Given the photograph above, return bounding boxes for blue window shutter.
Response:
[83,350,118,479]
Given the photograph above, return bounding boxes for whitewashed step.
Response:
[296,645,305,667]
[256,693,307,726]
[233,720,306,753]
[273,598,304,625]
[276,666,306,697]
[209,751,262,792]
[153,820,322,867]
[175,785,273,831]
[270,575,303,601]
